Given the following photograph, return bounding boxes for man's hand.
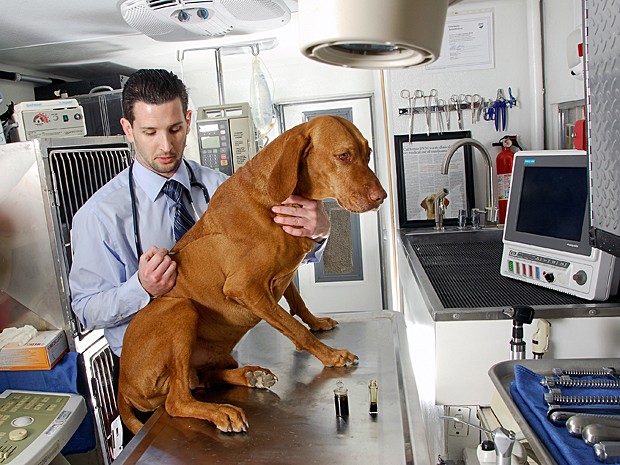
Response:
[138,246,177,297]
[272,195,331,242]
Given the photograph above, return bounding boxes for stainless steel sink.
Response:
[404,227,503,246]
[399,227,613,318]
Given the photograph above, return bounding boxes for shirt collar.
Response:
[133,160,192,201]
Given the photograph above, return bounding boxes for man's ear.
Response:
[120,117,134,142]
[185,109,192,133]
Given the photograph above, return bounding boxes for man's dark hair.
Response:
[122,69,189,124]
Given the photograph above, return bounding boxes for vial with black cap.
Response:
[334,381,349,417]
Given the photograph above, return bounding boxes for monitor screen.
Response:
[516,166,588,242]
[504,151,592,256]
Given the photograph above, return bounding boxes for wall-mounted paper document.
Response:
[426,12,494,73]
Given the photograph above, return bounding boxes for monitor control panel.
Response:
[501,242,619,301]
[13,100,86,141]
[0,389,86,465]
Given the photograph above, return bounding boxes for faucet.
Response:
[433,188,449,231]
[441,138,497,224]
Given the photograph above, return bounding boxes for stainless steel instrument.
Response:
[544,388,620,406]
[553,367,618,379]
[583,423,620,446]
[594,441,620,463]
[567,414,620,436]
[542,376,620,389]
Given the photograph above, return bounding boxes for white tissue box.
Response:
[0,330,68,371]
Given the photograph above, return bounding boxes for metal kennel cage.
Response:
[0,136,132,464]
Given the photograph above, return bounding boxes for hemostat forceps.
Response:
[400,89,423,142]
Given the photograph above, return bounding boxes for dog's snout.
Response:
[368,185,387,205]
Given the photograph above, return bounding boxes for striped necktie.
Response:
[163,179,196,242]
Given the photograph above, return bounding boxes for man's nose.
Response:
[159,133,174,152]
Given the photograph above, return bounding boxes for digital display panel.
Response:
[201,136,220,149]
[515,166,588,242]
[198,123,220,133]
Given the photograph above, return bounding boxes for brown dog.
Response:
[420,192,449,220]
[117,115,387,434]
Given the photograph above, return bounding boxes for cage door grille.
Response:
[48,147,132,267]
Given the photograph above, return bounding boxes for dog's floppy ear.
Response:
[266,127,311,201]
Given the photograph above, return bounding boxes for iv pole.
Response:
[177,38,278,106]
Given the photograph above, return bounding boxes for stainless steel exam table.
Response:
[113,310,429,465]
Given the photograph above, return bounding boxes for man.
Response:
[69,69,330,359]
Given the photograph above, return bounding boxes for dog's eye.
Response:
[337,153,350,162]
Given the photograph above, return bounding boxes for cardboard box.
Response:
[0,330,68,371]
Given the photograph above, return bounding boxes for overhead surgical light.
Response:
[298,0,449,69]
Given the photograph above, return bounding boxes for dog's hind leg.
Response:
[163,303,249,432]
[284,283,338,331]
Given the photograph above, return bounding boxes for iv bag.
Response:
[249,55,275,138]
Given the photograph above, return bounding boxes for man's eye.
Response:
[145,131,155,136]
[171,126,182,133]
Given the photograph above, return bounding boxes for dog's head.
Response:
[281,115,386,214]
[420,194,450,220]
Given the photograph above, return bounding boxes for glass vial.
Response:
[334,381,349,417]
[368,379,378,415]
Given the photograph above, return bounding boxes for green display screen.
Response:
[201,136,220,149]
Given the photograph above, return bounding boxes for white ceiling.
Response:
[0,0,464,81]
[0,0,305,79]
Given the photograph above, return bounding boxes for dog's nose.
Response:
[369,185,387,204]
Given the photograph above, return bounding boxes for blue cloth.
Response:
[510,364,620,465]
[0,352,96,455]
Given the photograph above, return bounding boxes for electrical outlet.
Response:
[447,405,471,437]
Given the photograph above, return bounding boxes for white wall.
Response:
[542,0,586,149]
[385,0,544,217]
[177,16,375,111]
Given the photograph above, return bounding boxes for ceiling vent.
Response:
[119,0,291,42]
[299,0,448,69]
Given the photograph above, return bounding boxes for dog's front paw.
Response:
[308,316,338,331]
[245,367,278,389]
[321,349,359,367]
[213,404,249,433]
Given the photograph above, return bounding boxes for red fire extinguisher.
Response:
[494,136,522,224]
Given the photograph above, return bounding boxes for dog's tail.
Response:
[117,391,144,435]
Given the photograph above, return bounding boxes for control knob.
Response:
[544,272,555,283]
[572,270,588,286]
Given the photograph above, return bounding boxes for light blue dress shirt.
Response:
[69,159,324,356]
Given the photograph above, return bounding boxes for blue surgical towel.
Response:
[0,351,97,455]
[511,364,620,465]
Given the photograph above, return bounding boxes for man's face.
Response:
[120,98,192,178]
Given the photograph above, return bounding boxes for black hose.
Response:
[0,70,65,85]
